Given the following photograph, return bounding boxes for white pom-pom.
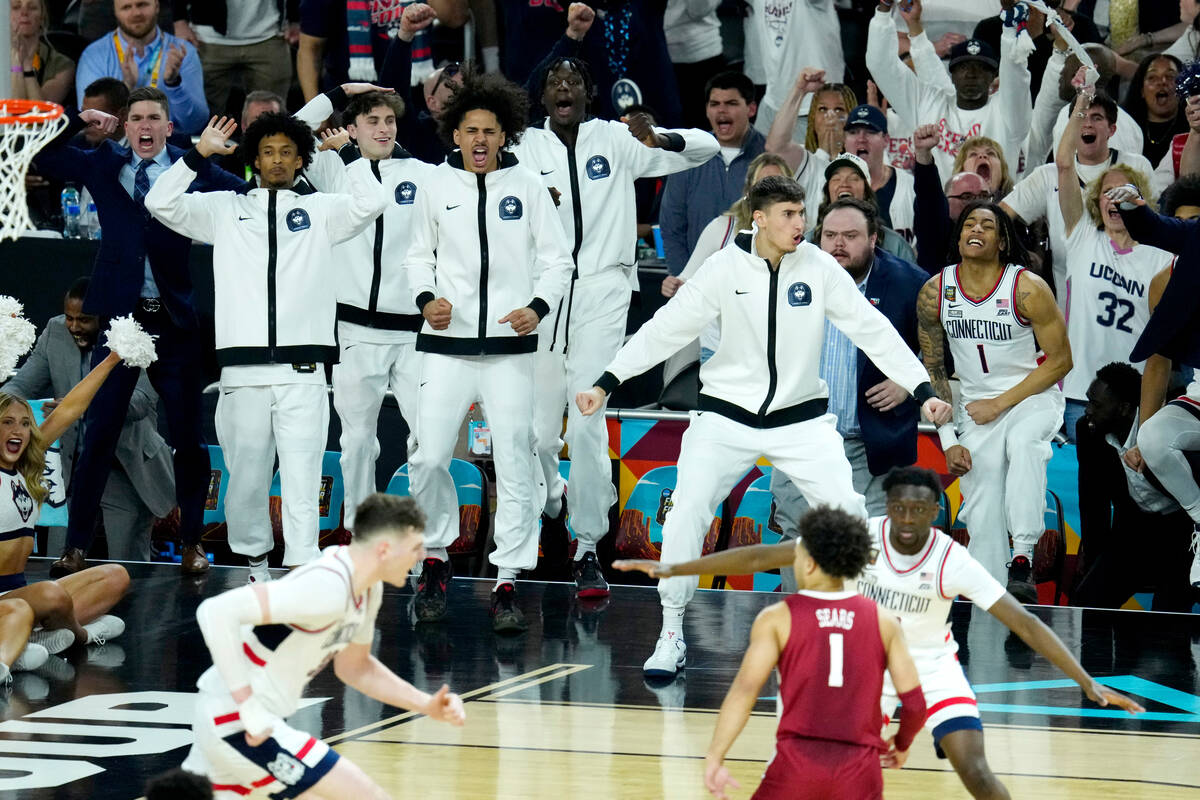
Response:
[105,316,158,368]
[0,296,37,382]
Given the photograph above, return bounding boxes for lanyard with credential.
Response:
[113,32,165,88]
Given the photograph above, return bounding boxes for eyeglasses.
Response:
[432,62,461,96]
[947,191,993,202]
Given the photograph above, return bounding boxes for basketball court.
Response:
[3,559,1198,798]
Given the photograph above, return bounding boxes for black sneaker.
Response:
[1006,555,1037,604]
[490,583,528,633]
[414,558,451,623]
[572,552,610,598]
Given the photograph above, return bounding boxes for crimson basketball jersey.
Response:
[775,591,885,749]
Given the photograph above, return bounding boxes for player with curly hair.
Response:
[406,71,574,632]
[145,114,390,579]
[704,505,925,800]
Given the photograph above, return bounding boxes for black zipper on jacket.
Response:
[368,160,385,313]
[476,172,490,345]
[756,262,779,421]
[266,190,278,351]
[550,140,584,353]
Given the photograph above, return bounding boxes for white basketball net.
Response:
[0,100,66,242]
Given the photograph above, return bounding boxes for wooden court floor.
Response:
[2,560,1198,799]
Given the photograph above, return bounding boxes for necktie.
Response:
[134,159,150,217]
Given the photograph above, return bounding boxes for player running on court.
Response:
[618,466,1144,800]
[576,175,952,678]
[704,507,926,800]
[182,494,466,798]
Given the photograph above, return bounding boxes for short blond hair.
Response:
[1085,164,1153,229]
[952,135,1013,197]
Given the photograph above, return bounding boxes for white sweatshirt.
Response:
[405,151,575,355]
[144,149,389,367]
[596,230,935,427]
[663,0,723,64]
[866,8,1034,184]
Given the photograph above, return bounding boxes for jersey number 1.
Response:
[976,344,990,374]
[828,633,844,688]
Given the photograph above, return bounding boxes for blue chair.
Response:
[386,459,492,575]
[1035,489,1067,603]
[615,465,723,560]
[268,451,346,532]
[729,468,780,592]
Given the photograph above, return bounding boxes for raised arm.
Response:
[866,4,924,131]
[705,603,787,800]
[521,4,591,110]
[987,594,1144,714]
[911,124,952,274]
[1137,266,1173,426]
[765,68,824,173]
[1027,42,1069,167]
[143,117,238,243]
[995,18,1035,168]
[902,0,956,100]
[623,115,720,178]
[40,351,122,444]
[1056,88,1090,236]
[612,541,795,578]
[1117,200,1193,255]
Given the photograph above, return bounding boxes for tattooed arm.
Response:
[964,270,1071,427]
[915,275,953,403]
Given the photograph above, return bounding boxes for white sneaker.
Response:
[248,559,271,584]
[12,643,48,672]
[83,615,125,646]
[643,634,687,678]
[1190,526,1200,589]
[29,626,76,654]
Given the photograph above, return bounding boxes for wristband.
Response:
[937,423,959,450]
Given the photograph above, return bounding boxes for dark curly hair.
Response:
[241,112,316,174]
[947,201,1029,267]
[541,57,596,103]
[1095,362,1141,409]
[796,507,872,580]
[438,69,530,149]
[1161,175,1200,217]
[882,467,943,502]
[344,91,406,126]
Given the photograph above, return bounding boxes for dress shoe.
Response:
[48,547,86,578]
[180,543,211,575]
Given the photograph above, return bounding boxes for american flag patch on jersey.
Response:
[920,570,934,582]
[996,298,1009,309]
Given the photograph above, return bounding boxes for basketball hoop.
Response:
[0,98,66,242]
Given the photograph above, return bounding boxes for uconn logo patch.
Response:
[787,282,812,307]
[586,155,611,180]
[286,208,311,232]
[10,480,33,522]
[395,181,416,205]
[499,195,523,220]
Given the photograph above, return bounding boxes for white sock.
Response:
[482,45,500,74]
[544,496,563,519]
[660,606,685,640]
[249,555,267,568]
[574,542,596,560]
[426,547,449,562]
[1012,544,1035,561]
[495,568,517,589]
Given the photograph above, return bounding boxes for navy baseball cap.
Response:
[844,104,887,135]
[948,38,998,70]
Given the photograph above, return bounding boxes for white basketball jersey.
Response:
[1062,224,1172,400]
[0,468,39,535]
[939,264,1041,403]
[855,516,1005,669]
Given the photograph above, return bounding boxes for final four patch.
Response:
[944,285,957,302]
[286,208,311,232]
[395,181,416,205]
[787,282,812,307]
[586,155,611,180]
[499,195,523,220]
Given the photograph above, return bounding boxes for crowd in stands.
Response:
[7,0,1200,616]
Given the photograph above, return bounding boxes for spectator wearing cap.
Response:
[866,0,1033,184]
[810,152,914,263]
[767,69,915,242]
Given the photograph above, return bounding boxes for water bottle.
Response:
[83,201,101,240]
[60,185,81,239]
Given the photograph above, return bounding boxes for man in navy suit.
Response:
[769,198,930,585]
[34,86,245,576]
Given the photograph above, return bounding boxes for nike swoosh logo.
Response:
[446,204,461,210]
[734,290,749,295]
[540,170,554,175]
[238,215,252,221]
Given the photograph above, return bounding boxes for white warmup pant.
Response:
[215,383,329,566]
[956,390,1064,582]
[332,334,419,529]
[533,270,629,544]
[658,410,866,609]
[411,351,543,572]
[1138,399,1200,523]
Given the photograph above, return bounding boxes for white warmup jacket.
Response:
[405,150,575,355]
[866,8,1034,184]
[144,148,389,366]
[296,91,439,334]
[511,118,718,348]
[596,231,936,427]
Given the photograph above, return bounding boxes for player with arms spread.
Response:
[182,494,466,798]
[619,467,1143,800]
[704,507,925,800]
[916,203,1072,599]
